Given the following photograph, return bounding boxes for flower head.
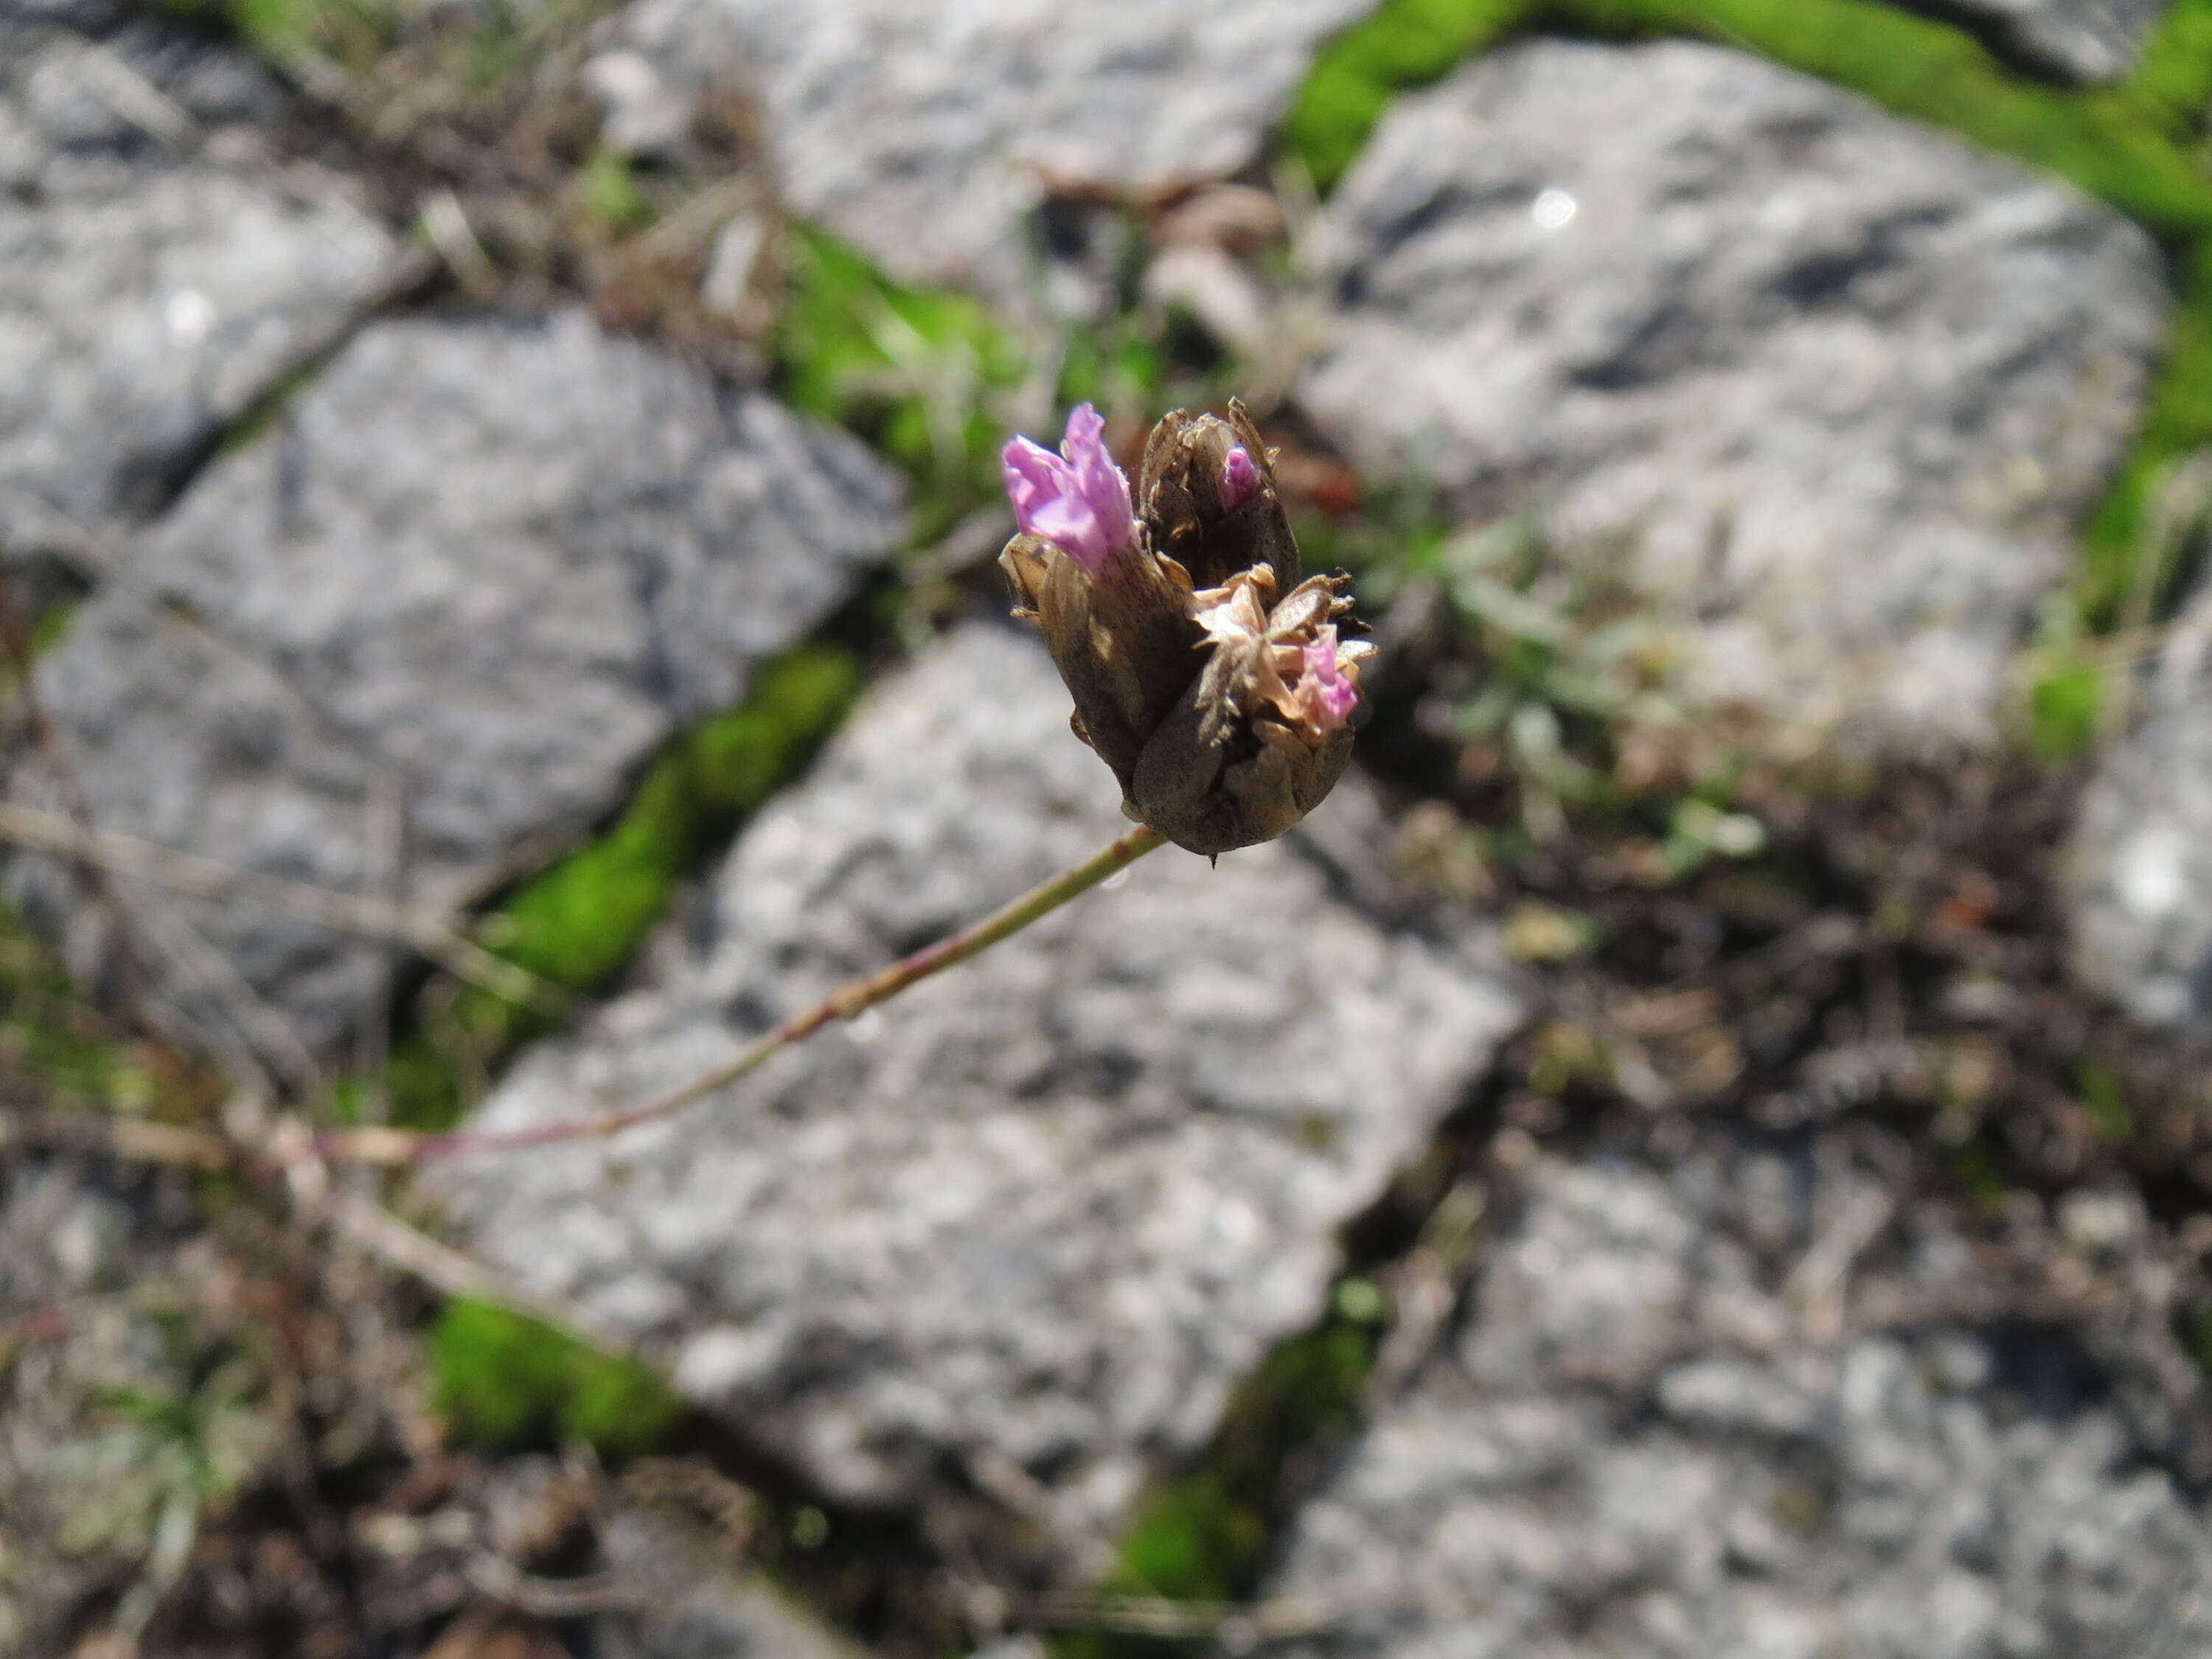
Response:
[1000,400,1371,857]
[1001,403,1136,576]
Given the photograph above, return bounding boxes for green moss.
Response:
[151,0,330,58]
[2028,661,2103,758]
[1057,1305,1382,1659]
[1056,321,1169,423]
[578,147,656,234]
[1284,0,1536,189]
[428,1296,681,1455]
[29,599,79,655]
[2129,1,2212,125]
[0,902,164,1112]
[385,644,863,1130]
[2178,1305,2212,1377]
[1599,1,2212,231]
[1290,0,2212,225]
[2084,243,2212,617]
[218,361,326,458]
[1949,1138,2012,1215]
[775,229,1027,541]
[150,0,592,77]
[2078,1061,2137,1142]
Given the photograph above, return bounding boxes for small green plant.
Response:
[428,1296,681,1455]
[156,0,609,83]
[578,148,656,235]
[776,230,1028,540]
[47,1318,271,1635]
[1435,515,1672,807]
[0,901,166,1112]
[2026,594,2106,759]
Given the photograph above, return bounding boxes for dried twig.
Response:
[0,486,118,581]
[322,1192,641,1359]
[6,824,1168,1179]
[419,190,500,297]
[1366,1180,1487,1408]
[324,823,1171,1165]
[0,801,557,1012]
[7,825,1175,1399]
[2100,452,2212,752]
[352,772,408,1130]
[1016,1587,1349,1644]
[0,1107,231,1169]
[1786,1183,1899,1344]
[58,38,202,151]
[124,890,324,1102]
[464,1554,653,1616]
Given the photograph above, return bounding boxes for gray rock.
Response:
[1888,0,2163,83]
[603,0,1372,294]
[11,310,903,1054]
[1299,39,2168,761]
[0,9,403,565]
[1259,1144,2212,1659]
[594,1509,876,1659]
[431,624,1523,1559]
[2066,585,2212,1031]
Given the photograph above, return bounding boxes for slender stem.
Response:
[323,824,1170,1166]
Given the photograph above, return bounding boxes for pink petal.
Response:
[1001,436,1065,519]
[999,406,1137,577]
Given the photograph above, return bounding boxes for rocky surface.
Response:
[2067,586,2212,1032]
[1298,38,2168,761]
[596,0,1371,297]
[0,0,403,579]
[9,310,903,1055]
[432,624,1524,1562]
[594,1507,875,1659]
[1256,1138,2212,1659]
[1891,0,2165,83]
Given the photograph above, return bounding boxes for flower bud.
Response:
[999,400,1372,858]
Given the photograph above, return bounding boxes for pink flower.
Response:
[1298,625,1360,731]
[1001,403,1137,577]
[1220,445,1259,509]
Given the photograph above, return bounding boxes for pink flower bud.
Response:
[1000,403,1137,576]
[1298,625,1360,731]
[1220,445,1259,509]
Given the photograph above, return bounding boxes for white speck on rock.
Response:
[1531,187,1578,229]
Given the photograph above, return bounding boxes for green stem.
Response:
[326,824,1171,1165]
